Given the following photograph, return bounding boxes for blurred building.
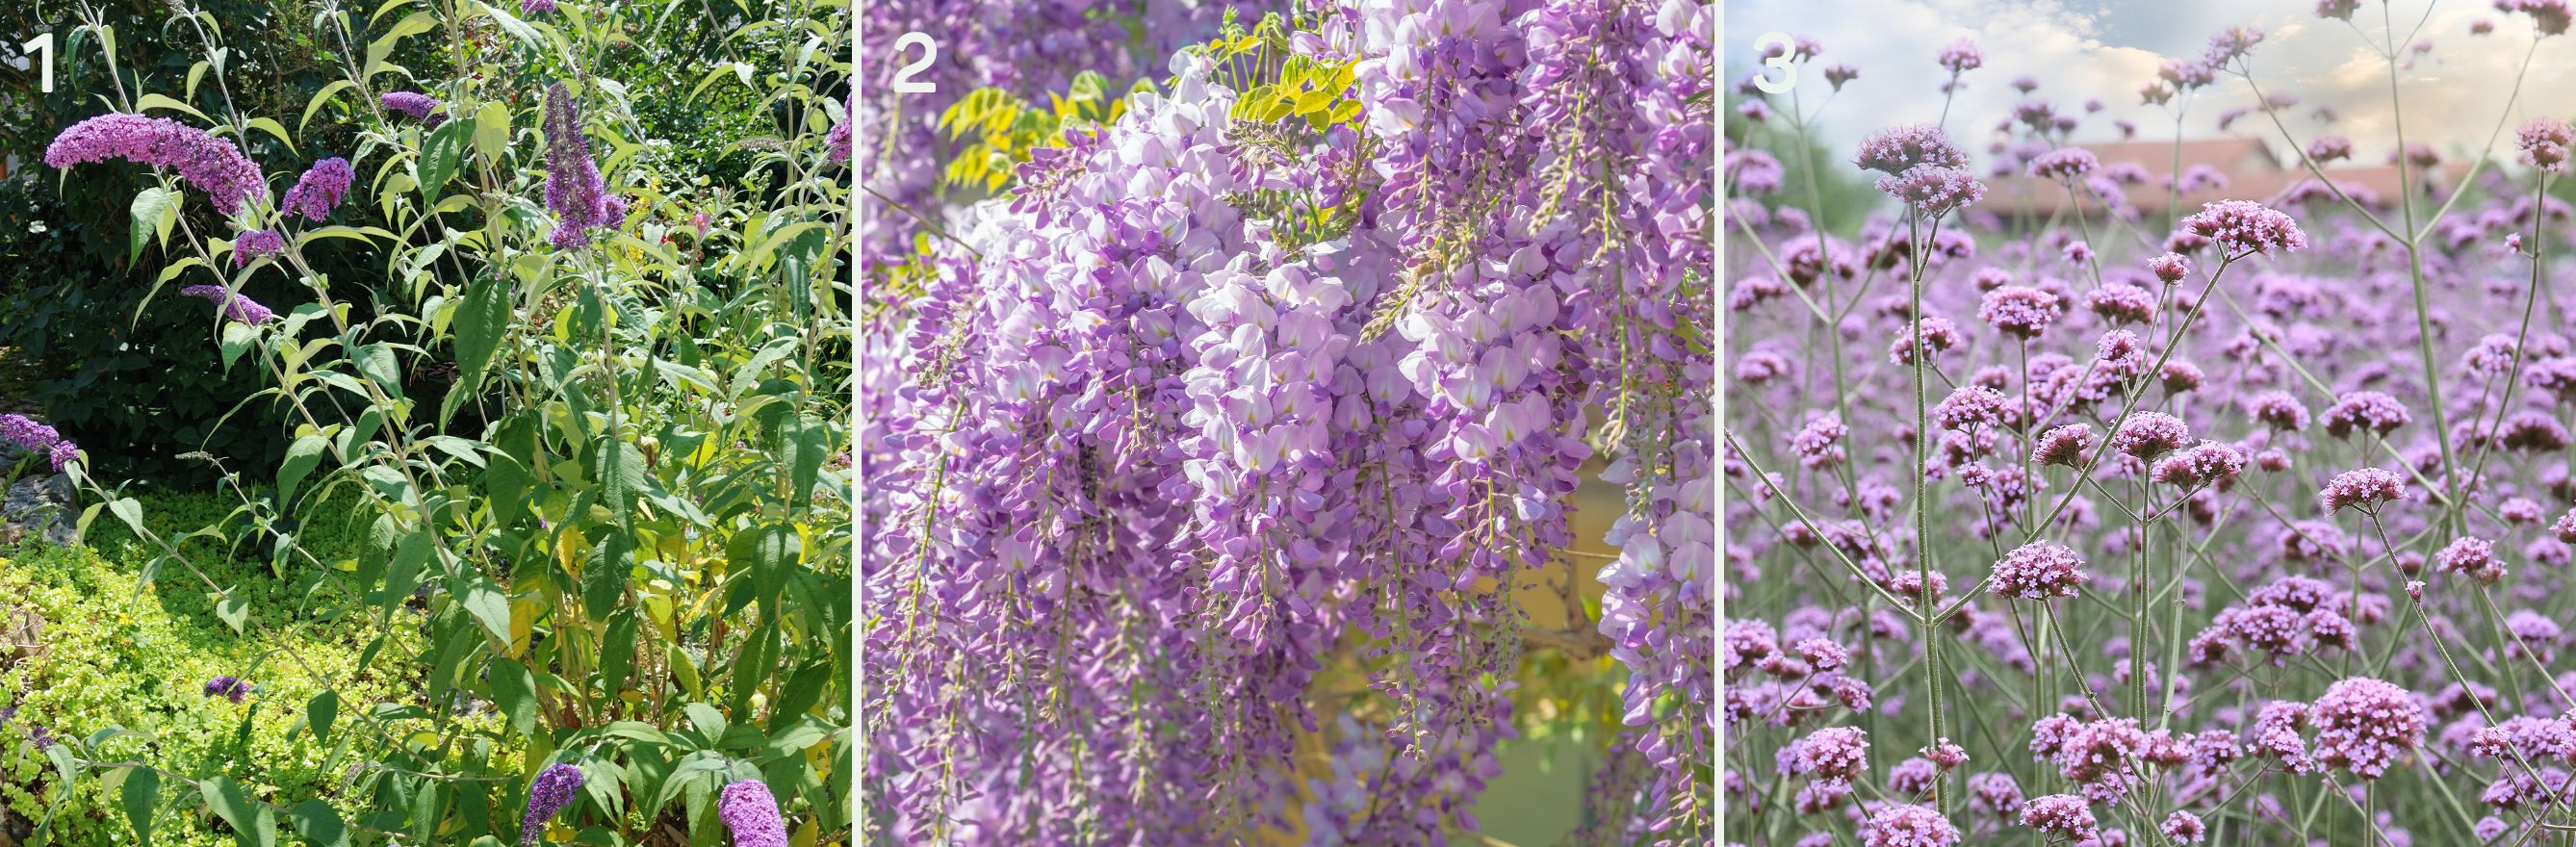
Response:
[1985,137,2463,220]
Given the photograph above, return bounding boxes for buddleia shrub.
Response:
[7,1,853,845]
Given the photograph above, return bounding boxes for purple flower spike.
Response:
[826,93,853,164]
[717,781,789,847]
[381,91,446,125]
[180,284,280,325]
[202,676,249,704]
[541,83,627,249]
[45,114,269,215]
[280,157,354,222]
[521,762,583,843]
[521,0,557,13]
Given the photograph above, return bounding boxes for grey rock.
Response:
[2,473,76,547]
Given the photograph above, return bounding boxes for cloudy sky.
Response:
[1723,0,2576,169]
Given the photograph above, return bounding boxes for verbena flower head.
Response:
[2435,536,2505,583]
[44,114,268,216]
[717,781,788,847]
[1825,64,1859,90]
[1864,804,1962,847]
[2148,252,2191,283]
[2322,391,2410,438]
[2497,0,2572,36]
[2114,412,2191,458]
[1855,124,1970,175]
[2163,809,2207,843]
[2308,135,2355,163]
[201,676,248,704]
[2519,117,2572,171]
[2310,677,2428,779]
[1877,166,1985,215]
[279,157,354,222]
[542,83,630,249]
[2020,793,2099,842]
[1790,415,1847,469]
[1793,727,1870,783]
[381,91,446,125]
[2180,199,2308,256]
[2027,147,2099,180]
[1979,285,2062,338]
[2317,0,2363,19]
[1933,385,2012,430]
[1991,542,2089,600]
[2321,467,2406,512]
[2151,441,2245,487]
[2085,283,2155,324]
[522,762,583,843]
[180,285,279,325]
[1938,38,1984,75]
[2032,424,2097,466]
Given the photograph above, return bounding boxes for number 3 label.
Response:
[1751,32,1794,94]
[891,32,937,93]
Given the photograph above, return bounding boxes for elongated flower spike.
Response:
[45,114,268,215]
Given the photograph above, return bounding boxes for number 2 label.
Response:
[891,32,936,93]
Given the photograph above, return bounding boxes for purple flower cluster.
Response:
[717,781,787,847]
[380,91,446,126]
[279,157,354,222]
[1989,542,2089,600]
[0,414,77,472]
[45,114,268,215]
[540,83,628,248]
[180,285,279,325]
[2180,199,2309,257]
[521,763,582,843]
[201,676,249,703]
[233,229,287,267]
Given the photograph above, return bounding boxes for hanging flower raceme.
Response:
[180,285,279,325]
[279,157,354,221]
[540,83,628,249]
[45,114,269,216]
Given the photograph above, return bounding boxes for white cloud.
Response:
[1727,0,2576,171]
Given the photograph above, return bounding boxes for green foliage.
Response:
[0,540,425,847]
[936,73,1131,194]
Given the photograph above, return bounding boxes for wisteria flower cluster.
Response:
[863,2,1714,842]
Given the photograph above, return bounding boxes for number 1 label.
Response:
[22,33,51,93]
